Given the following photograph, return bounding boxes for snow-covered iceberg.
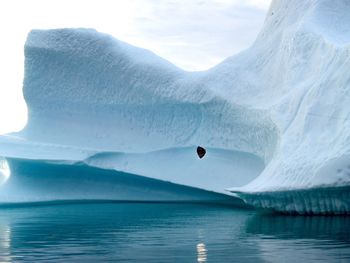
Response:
[0,0,349,214]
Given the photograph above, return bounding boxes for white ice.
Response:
[0,0,349,213]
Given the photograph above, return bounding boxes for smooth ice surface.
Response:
[0,203,349,262]
[0,0,350,213]
[0,158,244,205]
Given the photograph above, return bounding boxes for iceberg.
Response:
[0,0,349,214]
[225,0,350,214]
[0,28,273,205]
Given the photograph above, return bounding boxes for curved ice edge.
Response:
[231,186,350,215]
[0,157,248,207]
[0,199,247,209]
[0,141,265,195]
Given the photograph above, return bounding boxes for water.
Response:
[0,203,349,262]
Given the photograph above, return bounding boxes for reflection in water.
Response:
[0,203,349,262]
[246,215,350,262]
[0,223,11,263]
[197,243,207,262]
[246,214,350,240]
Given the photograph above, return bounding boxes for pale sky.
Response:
[0,0,271,134]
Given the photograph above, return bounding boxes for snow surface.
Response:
[0,0,349,213]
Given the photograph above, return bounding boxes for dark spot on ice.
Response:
[197,146,206,159]
[337,169,342,174]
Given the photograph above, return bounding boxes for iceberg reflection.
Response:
[246,215,350,262]
[0,204,349,262]
[0,223,11,262]
[197,243,207,262]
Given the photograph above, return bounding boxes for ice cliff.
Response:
[0,0,349,214]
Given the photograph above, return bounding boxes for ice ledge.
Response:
[233,186,350,215]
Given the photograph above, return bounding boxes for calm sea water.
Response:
[0,203,349,262]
